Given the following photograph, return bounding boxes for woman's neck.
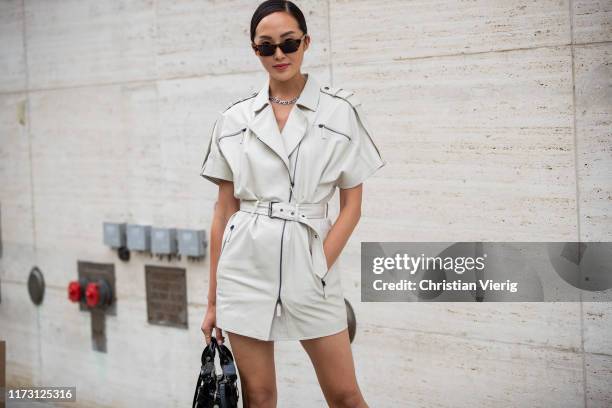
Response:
[269,72,307,100]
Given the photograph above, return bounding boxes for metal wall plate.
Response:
[127,224,151,252]
[177,229,207,257]
[145,265,188,329]
[91,309,106,352]
[151,227,178,255]
[77,261,116,316]
[76,261,117,353]
[103,222,126,248]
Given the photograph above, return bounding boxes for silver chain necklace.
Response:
[268,74,307,105]
[269,94,298,105]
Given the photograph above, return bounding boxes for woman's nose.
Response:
[274,46,286,59]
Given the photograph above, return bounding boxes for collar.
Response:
[252,72,320,113]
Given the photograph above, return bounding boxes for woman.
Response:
[199,1,385,406]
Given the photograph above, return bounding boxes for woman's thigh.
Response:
[299,328,366,407]
[226,331,277,407]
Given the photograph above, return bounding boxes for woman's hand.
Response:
[324,248,332,270]
[322,184,363,271]
[201,304,224,345]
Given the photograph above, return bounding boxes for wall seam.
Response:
[21,0,44,387]
[5,41,612,97]
[22,1,35,252]
[327,0,333,86]
[568,0,588,407]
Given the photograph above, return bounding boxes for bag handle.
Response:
[192,337,218,408]
[192,337,240,408]
[217,342,237,381]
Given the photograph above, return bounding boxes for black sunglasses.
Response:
[252,34,306,57]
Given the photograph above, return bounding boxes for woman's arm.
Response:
[207,180,240,307]
[323,184,363,269]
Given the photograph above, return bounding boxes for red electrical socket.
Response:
[85,279,112,308]
[68,280,83,302]
[86,282,100,307]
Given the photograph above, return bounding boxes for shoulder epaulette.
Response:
[223,91,258,112]
[320,85,362,108]
[320,84,382,159]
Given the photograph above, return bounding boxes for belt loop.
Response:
[268,201,272,217]
[325,202,328,218]
[251,199,260,215]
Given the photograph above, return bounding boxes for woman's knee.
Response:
[328,387,364,408]
[245,385,277,408]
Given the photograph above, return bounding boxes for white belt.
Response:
[239,199,330,280]
[239,200,328,221]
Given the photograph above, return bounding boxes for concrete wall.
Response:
[0,0,610,407]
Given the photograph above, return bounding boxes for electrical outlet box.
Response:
[177,229,207,257]
[126,224,151,252]
[151,227,177,255]
[103,222,126,248]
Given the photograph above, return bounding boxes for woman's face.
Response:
[252,11,309,81]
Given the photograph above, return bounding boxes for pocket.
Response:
[317,114,352,142]
[308,227,330,299]
[219,225,234,256]
[216,121,248,187]
[317,264,330,299]
[219,212,240,258]
[218,127,247,143]
[318,275,328,299]
[317,123,351,141]
[308,244,329,299]
[217,121,248,166]
[218,116,248,144]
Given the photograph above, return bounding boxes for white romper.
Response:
[200,72,386,341]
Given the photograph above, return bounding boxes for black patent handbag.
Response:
[192,336,240,408]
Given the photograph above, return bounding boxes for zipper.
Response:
[274,139,303,318]
[276,220,287,317]
[318,123,351,140]
[320,263,331,298]
[218,127,247,142]
[308,227,329,299]
[319,255,330,299]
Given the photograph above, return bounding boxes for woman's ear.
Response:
[303,35,310,52]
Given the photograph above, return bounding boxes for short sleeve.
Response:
[200,112,234,186]
[336,104,386,189]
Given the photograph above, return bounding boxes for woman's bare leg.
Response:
[226,331,277,408]
[300,328,368,408]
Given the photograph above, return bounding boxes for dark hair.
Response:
[250,0,308,43]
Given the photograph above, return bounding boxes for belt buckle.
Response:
[268,201,278,218]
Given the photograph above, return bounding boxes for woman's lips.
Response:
[274,64,290,71]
